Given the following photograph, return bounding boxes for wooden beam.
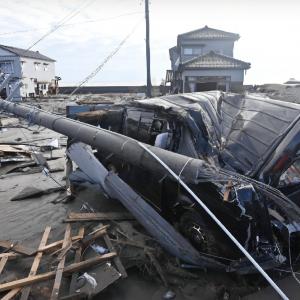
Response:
[69,227,85,294]
[20,226,51,300]
[65,212,134,222]
[50,224,71,300]
[1,289,20,300]
[39,235,82,253]
[0,253,116,292]
[0,256,8,275]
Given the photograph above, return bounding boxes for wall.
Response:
[0,48,22,99]
[0,48,22,78]
[180,39,235,62]
[20,57,55,97]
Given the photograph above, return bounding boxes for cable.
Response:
[68,18,143,97]
[0,12,143,37]
[137,142,289,300]
[25,0,96,51]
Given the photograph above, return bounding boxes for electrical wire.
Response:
[0,12,143,37]
[69,17,143,97]
[25,0,97,51]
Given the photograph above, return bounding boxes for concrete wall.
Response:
[180,39,234,62]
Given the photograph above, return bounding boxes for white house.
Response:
[166,26,251,93]
[0,44,56,99]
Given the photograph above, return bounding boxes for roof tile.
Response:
[182,51,250,70]
[0,45,55,62]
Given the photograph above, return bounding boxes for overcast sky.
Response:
[0,0,299,86]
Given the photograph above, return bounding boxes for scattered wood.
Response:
[0,256,8,275]
[50,224,71,300]
[39,234,83,254]
[69,227,85,294]
[0,253,116,292]
[64,212,134,222]
[20,226,52,300]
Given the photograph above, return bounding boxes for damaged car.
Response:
[66,91,300,273]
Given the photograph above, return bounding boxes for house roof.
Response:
[0,45,55,62]
[178,26,240,41]
[181,51,251,70]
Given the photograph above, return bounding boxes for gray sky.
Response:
[0,0,299,86]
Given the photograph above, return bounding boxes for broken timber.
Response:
[69,227,85,294]
[51,224,71,300]
[1,227,51,300]
[65,212,134,222]
[0,253,116,292]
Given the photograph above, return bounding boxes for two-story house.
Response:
[0,44,56,100]
[166,26,251,93]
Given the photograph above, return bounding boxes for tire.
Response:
[180,210,219,255]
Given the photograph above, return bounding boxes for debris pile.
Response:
[1,91,300,299]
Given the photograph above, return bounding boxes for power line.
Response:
[25,0,97,51]
[0,11,143,37]
[69,18,143,97]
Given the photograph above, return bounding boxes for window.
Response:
[183,47,202,55]
[0,61,13,73]
[43,63,48,71]
[34,62,40,70]
[183,48,193,55]
[279,160,300,187]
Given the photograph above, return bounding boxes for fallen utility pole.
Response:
[0,99,207,184]
[145,0,152,97]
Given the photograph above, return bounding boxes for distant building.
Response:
[166,26,251,93]
[0,44,57,99]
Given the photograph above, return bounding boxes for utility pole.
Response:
[145,0,152,98]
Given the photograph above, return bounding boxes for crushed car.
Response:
[66,91,300,273]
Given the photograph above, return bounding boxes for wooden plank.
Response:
[1,227,51,300]
[69,227,85,294]
[0,256,8,275]
[20,226,51,300]
[50,224,71,300]
[65,212,134,222]
[39,235,82,253]
[1,289,19,300]
[0,253,116,292]
[0,241,35,256]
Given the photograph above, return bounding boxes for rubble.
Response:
[0,92,300,299]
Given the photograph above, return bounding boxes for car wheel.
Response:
[180,210,219,255]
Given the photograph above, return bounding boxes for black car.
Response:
[67,91,300,273]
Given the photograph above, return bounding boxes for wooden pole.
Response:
[145,0,152,97]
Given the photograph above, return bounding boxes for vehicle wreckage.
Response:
[1,92,300,281]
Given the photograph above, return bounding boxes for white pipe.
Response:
[138,142,289,300]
